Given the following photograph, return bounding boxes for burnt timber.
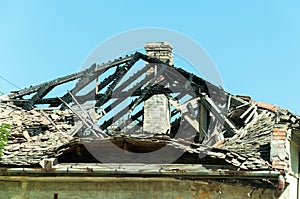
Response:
[1,42,300,199]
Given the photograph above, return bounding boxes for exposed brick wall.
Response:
[271,125,290,170]
[144,42,173,65]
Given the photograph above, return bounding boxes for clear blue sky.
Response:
[0,1,299,114]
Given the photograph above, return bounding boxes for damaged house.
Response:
[0,42,300,199]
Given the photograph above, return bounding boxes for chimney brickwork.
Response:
[143,42,173,134]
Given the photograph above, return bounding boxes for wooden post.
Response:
[199,103,208,143]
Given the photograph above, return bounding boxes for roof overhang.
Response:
[0,163,281,180]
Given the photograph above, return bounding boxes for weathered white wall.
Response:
[283,139,300,199]
[143,94,170,134]
[0,176,276,199]
[280,175,298,199]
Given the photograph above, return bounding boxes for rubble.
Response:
[0,103,74,165]
[0,43,299,177]
[0,95,280,171]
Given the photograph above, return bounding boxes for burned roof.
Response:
[0,44,299,174]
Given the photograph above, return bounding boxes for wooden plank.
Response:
[199,103,208,142]
[227,95,232,111]
[244,106,258,124]
[240,104,255,119]
[200,94,238,135]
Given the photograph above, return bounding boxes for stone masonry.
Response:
[144,42,174,65]
[143,42,173,134]
[143,94,170,134]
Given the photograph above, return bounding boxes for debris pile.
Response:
[0,104,74,165]
[0,48,299,173]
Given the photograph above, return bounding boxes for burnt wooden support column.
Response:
[143,42,173,134]
[199,103,208,142]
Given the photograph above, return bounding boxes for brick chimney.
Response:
[143,42,173,134]
[144,42,173,65]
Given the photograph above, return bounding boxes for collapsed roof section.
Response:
[0,42,299,174]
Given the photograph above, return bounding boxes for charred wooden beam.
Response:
[100,90,154,130]
[138,52,167,64]
[7,53,137,108]
[103,92,187,132]
[115,109,144,131]
[200,93,238,135]
[8,71,85,99]
[23,85,54,110]
[113,66,149,93]
[199,102,209,142]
